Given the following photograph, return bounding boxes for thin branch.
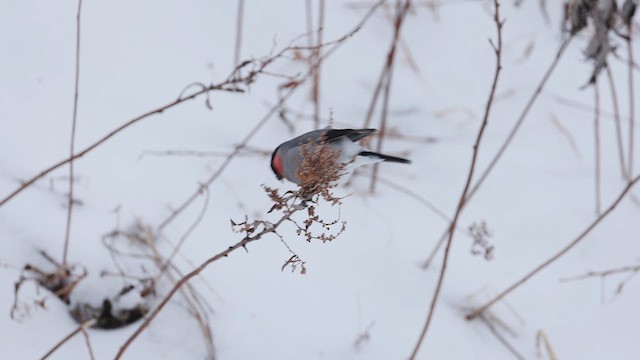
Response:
[374,175,450,223]
[362,0,411,131]
[551,93,632,124]
[40,319,96,360]
[550,114,580,157]
[0,75,246,208]
[80,326,96,360]
[371,174,476,244]
[62,0,82,269]
[479,313,526,360]
[465,36,573,201]
[466,173,640,320]
[312,0,325,130]
[369,0,411,193]
[370,55,395,193]
[233,0,245,67]
[159,185,210,275]
[627,23,635,181]
[594,78,602,214]
[605,64,628,180]
[138,148,269,159]
[115,206,303,359]
[114,7,384,356]
[536,330,558,360]
[560,264,640,282]
[409,2,503,358]
[422,36,573,268]
[0,3,383,209]
[421,229,447,269]
[156,2,383,232]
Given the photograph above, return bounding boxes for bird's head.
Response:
[270,146,284,180]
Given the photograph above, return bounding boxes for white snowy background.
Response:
[1,0,639,359]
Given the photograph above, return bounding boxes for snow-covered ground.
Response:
[1,1,639,359]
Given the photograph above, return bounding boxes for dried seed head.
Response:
[296,136,343,200]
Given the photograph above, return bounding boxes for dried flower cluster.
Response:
[564,0,638,84]
[232,183,347,273]
[469,221,494,261]
[296,137,344,201]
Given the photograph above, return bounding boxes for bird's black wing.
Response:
[325,128,376,143]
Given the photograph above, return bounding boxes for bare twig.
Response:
[479,313,526,360]
[560,264,640,282]
[369,0,411,193]
[0,70,251,208]
[62,0,82,269]
[551,93,632,124]
[312,0,325,130]
[466,173,640,320]
[159,185,210,274]
[373,174,450,223]
[39,319,96,360]
[234,0,245,67]
[627,23,635,180]
[80,326,96,360]
[594,79,602,214]
[139,148,270,159]
[115,205,304,359]
[422,36,573,268]
[421,229,447,269]
[605,65,628,180]
[536,330,558,360]
[0,4,385,209]
[409,2,503,358]
[156,2,383,232]
[550,114,580,157]
[114,6,384,356]
[465,36,573,201]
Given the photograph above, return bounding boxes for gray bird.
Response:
[270,128,411,184]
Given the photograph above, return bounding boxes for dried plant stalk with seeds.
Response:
[296,136,344,201]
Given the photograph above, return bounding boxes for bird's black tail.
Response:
[359,151,411,164]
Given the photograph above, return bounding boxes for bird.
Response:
[270,128,411,185]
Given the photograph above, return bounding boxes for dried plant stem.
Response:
[594,79,602,214]
[421,228,447,269]
[369,0,411,193]
[62,0,82,269]
[409,2,503,358]
[0,2,382,210]
[479,313,526,360]
[372,174,475,240]
[159,186,210,273]
[40,319,96,360]
[306,0,313,51]
[466,173,640,320]
[605,65,628,180]
[0,81,243,208]
[536,330,558,360]
[560,264,640,282]
[157,3,383,231]
[374,175,450,223]
[115,207,302,360]
[115,8,383,356]
[370,60,395,193]
[80,326,96,360]
[233,0,245,67]
[627,25,635,181]
[465,36,572,201]
[551,93,629,123]
[312,0,325,130]
[422,36,572,269]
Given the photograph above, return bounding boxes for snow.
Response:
[1,0,639,359]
